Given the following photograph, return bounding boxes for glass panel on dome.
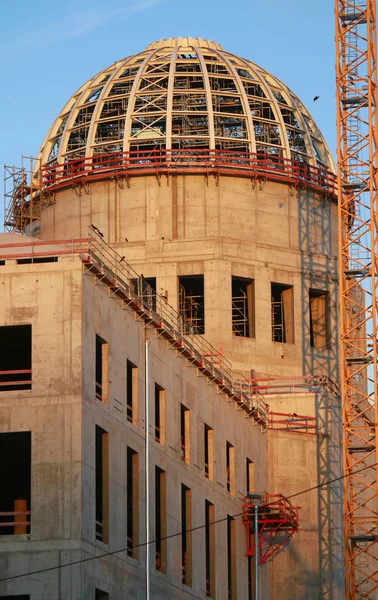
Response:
[145,62,170,74]
[236,68,254,80]
[85,88,103,103]
[48,138,61,160]
[280,108,300,128]
[253,120,282,145]
[109,81,134,96]
[92,143,124,156]
[175,62,201,73]
[129,139,166,157]
[174,76,204,90]
[287,128,308,153]
[209,77,238,93]
[100,99,129,119]
[95,120,125,143]
[130,116,166,138]
[134,94,167,113]
[242,81,266,98]
[206,63,229,75]
[249,99,276,120]
[212,95,243,114]
[139,76,169,92]
[171,138,209,150]
[214,116,247,138]
[67,126,89,151]
[172,114,208,136]
[172,93,207,112]
[74,105,95,126]
[271,89,288,105]
[215,140,250,154]
[119,66,140,78]
[56,116,68,135]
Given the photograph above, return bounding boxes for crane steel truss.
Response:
[336,0,378,597]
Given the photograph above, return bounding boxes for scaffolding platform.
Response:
[243,494,299,564]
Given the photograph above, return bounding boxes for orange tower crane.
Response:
[336,0,378,597]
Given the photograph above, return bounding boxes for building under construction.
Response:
[0,37,346,599]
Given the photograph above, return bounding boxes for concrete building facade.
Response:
[0,37,343,599]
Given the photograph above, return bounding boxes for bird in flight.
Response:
[313,95,320,102]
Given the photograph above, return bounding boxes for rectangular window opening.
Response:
[232,277,255,338]
[155,466,167,573]
[17,256,58,264]
[155,383,166,445]
[226,442,235,495]
[271,283,294,343]
[131,276,157,311]
[0,432,31,535]
[205,500,215,598]
[309,289,330,349]
[95,590,109,600]
[95,425,109,544]
[227,516,237,600]
[96,334,108,403]
[179,275,205,334]
[180,404,190,463]
[126,360,138,424]
[246,458,254,494]
[204,424,214,480]
[0,325,32,392]
[181,485,192,587]
[127,447,139,559]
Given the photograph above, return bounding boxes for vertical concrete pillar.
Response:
[204,260,232,342]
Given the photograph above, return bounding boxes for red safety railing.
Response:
[0,369,32,390]
[268,411,317,434]
[41,149,337,198]
[243,493,299,564]
[0,510,31,532]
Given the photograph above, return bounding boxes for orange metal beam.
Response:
[336,0,378,597]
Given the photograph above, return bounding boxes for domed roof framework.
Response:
[38,38,334,172]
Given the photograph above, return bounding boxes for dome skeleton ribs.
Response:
[38,38,334,170]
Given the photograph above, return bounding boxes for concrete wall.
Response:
[39,174,338,379]
[0,257,83,598]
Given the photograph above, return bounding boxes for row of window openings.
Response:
[0,430,254,600]
[0,282,329,395]
[96,274,330,346]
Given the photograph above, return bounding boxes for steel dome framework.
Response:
[38,37,334,170]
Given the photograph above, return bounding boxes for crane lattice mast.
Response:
[336,0,378,597]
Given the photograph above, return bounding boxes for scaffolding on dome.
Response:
[4,157,42,235]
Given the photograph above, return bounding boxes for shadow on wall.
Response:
[297,186,344,599]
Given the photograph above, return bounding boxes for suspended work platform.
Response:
[243,493,299,564]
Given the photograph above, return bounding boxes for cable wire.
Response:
[0,460,375,583]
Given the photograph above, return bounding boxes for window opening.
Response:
[155,384,165,445]
[271,283,294,343]
[0,325,32,392]
[131,276,156,311]
[181,485,192,587]
[309,289,330,348]
[227,516,237,599]
[205,500,215,598]
[0,432,31,535]
[204,424,214,480]
[180,404,190,463]
[127,447,139,558]
[179,275,205,334]
[95,591,109,600]
[226,442,235,495]
[246,458,254,494]
[126,361,138,424]
[232,277,255,337]
[155,466,167,573]
[96,335,108,402]
[95,425,109,544]
[17,256,58,264]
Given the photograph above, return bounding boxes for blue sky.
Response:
[0,0,335,228]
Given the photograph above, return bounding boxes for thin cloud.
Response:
[0,0,166,55]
